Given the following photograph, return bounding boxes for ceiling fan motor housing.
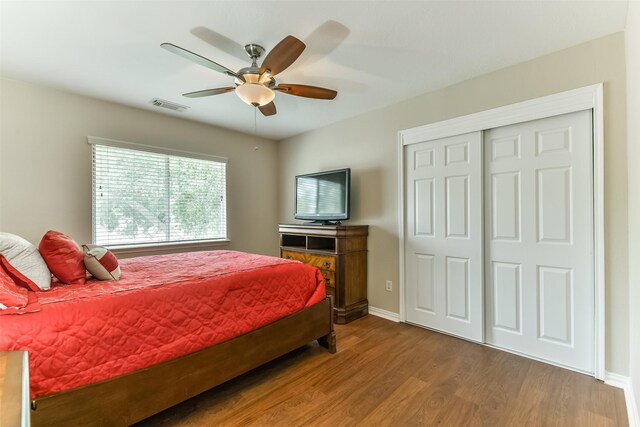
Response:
[235,67,275,88]
[237,43,276,88]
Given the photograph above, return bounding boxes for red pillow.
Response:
[0,262,28,311]
[39,231,86,285]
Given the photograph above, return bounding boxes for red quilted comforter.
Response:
[0,250,326,398]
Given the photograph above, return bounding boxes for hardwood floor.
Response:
[135,315,627,426]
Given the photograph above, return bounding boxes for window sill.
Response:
[107,239,230,257]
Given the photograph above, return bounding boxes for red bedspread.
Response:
[0,250,326,398]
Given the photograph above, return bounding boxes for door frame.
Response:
[397,83,605,379]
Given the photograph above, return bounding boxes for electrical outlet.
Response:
[385,280,393,292]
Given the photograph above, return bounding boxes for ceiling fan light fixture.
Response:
[236,82,274,107]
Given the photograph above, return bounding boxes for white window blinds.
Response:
[90,139,227,246]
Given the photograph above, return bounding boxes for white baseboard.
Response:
[605,371,639,427]
[368,307,400,322]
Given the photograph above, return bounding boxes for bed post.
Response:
[317,295,336,353]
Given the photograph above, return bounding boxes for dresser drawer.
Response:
[281,250,336,272]
[320,270,335,288]
[281,249,307,262]
[305,253,335,271]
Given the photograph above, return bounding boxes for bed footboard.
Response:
[31,296,335,427]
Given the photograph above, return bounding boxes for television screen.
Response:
[295,168,350,223]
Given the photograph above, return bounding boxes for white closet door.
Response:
[404,132,483,342]
[484,110,594,373]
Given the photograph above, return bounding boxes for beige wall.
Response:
[278,33,629,374]
[626,0,640,418]
[0,78,280,257]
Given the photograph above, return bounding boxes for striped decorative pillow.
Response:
[82,245,121,281]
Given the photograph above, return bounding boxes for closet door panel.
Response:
[484,110,594,373]
[405,132,483,342]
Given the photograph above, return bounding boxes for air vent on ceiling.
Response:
[149,98,189,112]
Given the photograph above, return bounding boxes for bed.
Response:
[0,250,336,426]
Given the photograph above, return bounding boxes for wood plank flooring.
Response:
[135,315,627,426]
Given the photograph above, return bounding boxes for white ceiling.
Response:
[0,1,629,140]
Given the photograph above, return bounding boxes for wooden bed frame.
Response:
[30,296,336,426]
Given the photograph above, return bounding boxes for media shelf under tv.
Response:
[281,234,336,253]
[278,224,368,324]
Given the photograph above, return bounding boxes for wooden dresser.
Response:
[279,224,368,324]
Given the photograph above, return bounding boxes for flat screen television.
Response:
[295,168,350,224]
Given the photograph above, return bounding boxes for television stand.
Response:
[279,224,368,324]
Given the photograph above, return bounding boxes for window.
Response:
[90,137,227,247]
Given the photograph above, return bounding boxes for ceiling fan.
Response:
[161,35,337,117]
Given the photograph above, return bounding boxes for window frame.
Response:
[88,136,230,252]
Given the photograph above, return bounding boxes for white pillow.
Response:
[0,232,52,290]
